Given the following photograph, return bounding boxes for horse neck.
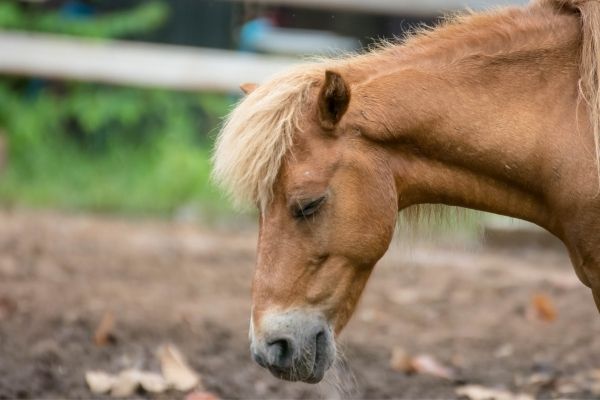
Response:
[342,6,585,237]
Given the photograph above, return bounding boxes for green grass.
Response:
[0,81,237,218]
[0,1,242,219]
[0,1,169,39]
[0,139,228,217]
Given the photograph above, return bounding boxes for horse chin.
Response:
[267,359,330,384]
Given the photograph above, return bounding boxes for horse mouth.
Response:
[250,311,336,383]
[266,358,329,384]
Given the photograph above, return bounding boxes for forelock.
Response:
[212,65,324,210]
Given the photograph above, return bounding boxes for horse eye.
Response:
[293,196,326,219]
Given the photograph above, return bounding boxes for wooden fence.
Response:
[0,31,297,92]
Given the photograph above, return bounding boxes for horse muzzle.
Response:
[250,310,336,383]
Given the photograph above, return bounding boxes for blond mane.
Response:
[539,0,600,188]
[212,65,325,210]
[213,0,600,211]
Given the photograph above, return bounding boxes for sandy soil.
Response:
[0,209,599,399]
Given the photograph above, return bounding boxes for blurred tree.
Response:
[0,0,233,215]
[151,0,235,49]
[0,1,168,38]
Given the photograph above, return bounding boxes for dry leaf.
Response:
[85,371,116,394]
[86,369,169,396]
[389,349,455,380]
[110,369,141,398]
[0,296,17,320]
[411,354,455,380]
[456,384,534,400]
[158,343,200,391]
[389,347,412,372]
[532,293,557,321]
[85,343,201,396]
[137,371,168,393]
[94,311,116,346]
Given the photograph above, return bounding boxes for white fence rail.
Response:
[0,31,298,92]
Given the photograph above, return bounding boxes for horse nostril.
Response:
[266,338,294,369]
[315,330,325,348]
[252,350,267,368]
[314,330,326,361]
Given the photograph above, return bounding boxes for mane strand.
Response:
[212,65,323,210]
[577,1,600,188]
[541,0,600,187]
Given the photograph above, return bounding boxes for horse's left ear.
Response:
[240,82,258,95]
[318,70,350,130]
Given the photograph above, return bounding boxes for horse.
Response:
[213,0,600,384]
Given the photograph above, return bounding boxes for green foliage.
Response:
[0,82,233,216]
[0,1,168,38]
[0,1,238,217]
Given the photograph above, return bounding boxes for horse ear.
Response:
[240,83,258,95]
[318,70,350,130]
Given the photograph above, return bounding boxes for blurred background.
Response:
[0,0,530,220]
[3,1,600,400]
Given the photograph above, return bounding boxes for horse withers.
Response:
[214,0,600,383]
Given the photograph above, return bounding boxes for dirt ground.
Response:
[1,209,600,399]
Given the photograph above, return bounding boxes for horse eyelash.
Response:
[293,196,326,220]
